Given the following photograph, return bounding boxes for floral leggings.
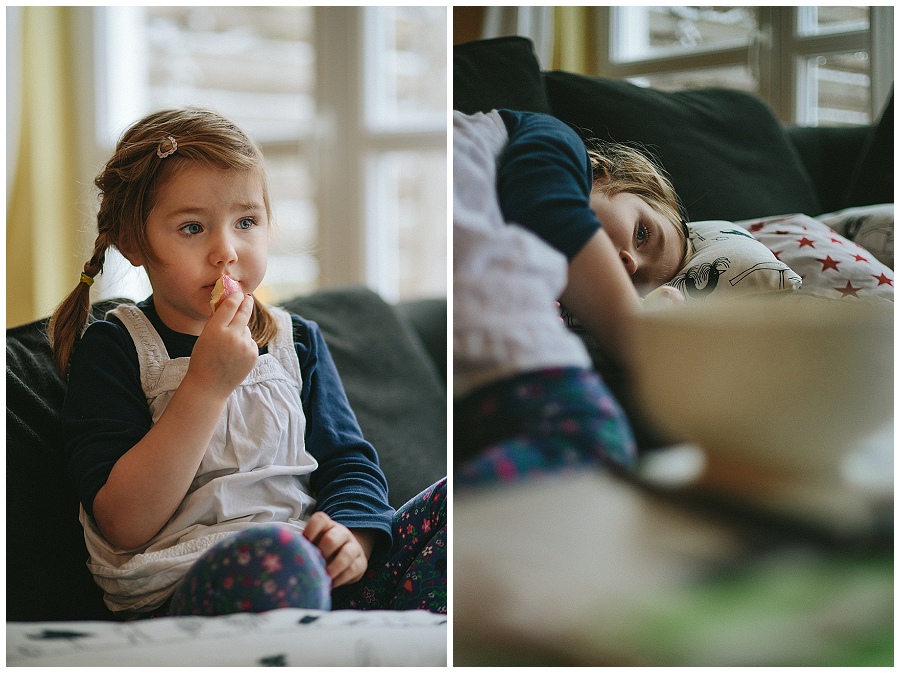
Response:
[455,367,637,487]
[166,478,447,617]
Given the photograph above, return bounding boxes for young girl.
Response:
[50,107,446,618]
[454,108,688,485]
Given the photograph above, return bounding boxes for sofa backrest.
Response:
[541,70,822,222]
[453,36,892,222]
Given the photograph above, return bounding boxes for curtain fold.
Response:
[478,6,598,75]
[553,6,598,75]
[7,7,80,328]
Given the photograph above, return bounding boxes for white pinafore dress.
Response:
[453,109,592,398]
[80,305,318,613]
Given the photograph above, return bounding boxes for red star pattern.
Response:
[835,281,862,298]
[740,217,893,301]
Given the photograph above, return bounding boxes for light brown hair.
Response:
[587,141,690,269]
[49,107,278,375]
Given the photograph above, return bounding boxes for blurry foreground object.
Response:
[632,296,892,536]
[454,296,892,665]
[454,471,891,666]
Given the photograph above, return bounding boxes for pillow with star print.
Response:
[815,203,893,270]
[663,220,802,302]
[737,213,893,302]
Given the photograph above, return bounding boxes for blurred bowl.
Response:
[632,296,893,486]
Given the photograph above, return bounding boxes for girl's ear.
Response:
[116,240,144,268]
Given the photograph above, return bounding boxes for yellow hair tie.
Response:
[80,272,95,286]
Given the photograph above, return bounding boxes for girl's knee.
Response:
[236,525,324,568]
[170,525,331,616]
[426,477,447,503]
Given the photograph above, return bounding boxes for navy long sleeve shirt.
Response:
[496,109,603,260]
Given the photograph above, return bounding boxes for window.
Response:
[598,6,892,127]
[89,6,446,305]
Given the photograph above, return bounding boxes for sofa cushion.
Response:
[784,124,873,215]
[543,71,823,223]
[282,288,447,510]
[453,36,551,115]
[395,297,448,383]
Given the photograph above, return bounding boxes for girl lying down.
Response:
[453,109,688,486]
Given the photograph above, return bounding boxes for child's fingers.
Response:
[329,551,367,588]
[313,523,353,563]
[642,285,684,307]
[302,511,332,546]
[304,515,367,585]
[229,293,254,328]
[322,536,368,587]
[207,289,243,323]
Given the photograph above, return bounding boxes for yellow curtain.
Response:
[552,6,598,75]
[7,7,80,328]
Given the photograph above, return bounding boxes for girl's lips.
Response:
[204,279,239,290]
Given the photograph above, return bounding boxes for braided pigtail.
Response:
[48,237,109,376]
[249,300,278,350]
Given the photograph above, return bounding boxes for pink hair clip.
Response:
[157,135,178,158]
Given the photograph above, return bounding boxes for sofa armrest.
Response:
[784,125,873,215]
[786,93,894,214]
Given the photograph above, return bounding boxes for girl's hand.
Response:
[186,292,258,398]
[642,285,685,308]
[303,512,374,588]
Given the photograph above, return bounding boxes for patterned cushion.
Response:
[738,213,894,302]
[665,221,801,301]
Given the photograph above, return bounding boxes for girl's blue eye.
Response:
[637,222,649,245]
[238,218,255,230]
[182,223,202,235]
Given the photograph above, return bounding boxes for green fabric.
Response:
[572,551,893,666]
[543,71,823,223]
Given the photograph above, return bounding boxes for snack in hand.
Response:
[209,275,241,313]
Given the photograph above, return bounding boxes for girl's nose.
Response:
[210,231,238,266]
[620,250,637,276]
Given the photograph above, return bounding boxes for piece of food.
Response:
[209,275,241,313]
